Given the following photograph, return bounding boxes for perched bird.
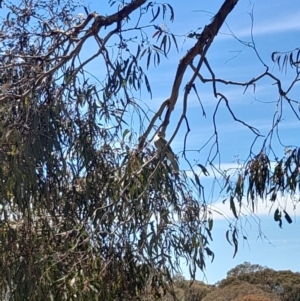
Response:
[154,131,179,173]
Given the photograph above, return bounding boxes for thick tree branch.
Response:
[162,0,239,130]
[139,0,239,148]
[94,0,147,30]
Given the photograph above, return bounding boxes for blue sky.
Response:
[86,0,300,284]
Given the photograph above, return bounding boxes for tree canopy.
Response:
[217,262,300,301]
[0,0,299,300]
[139,262,300,301]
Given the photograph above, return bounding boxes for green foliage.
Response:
[202,280,280,301]
[141,275,212,301]
[219,262,300,301]
[226,262,265,278]
[224,148,300,231]
[154,264,300,301]
[0,0,212,299]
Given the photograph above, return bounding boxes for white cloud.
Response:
[182,160,300,220]
[209,194,300,221]
[220,12,300,40]
[252,13,300,35]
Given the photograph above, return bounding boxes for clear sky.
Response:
[84,0,300,284]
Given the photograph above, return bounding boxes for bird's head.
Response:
[156,131,166,138]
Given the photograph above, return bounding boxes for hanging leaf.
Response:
[274,208,283,228]
[152,30,160,38]
[144,74,152,98]
[194,173,202,191]
[122,129,130,139]
[166,3,174,22]
[204,247,215,262]
[140,48,147,59]
[283,210,292,224]
[205,227,213,241]
[208,217,213,231]
[230,196,238,219]
[232,228,238,258]
[226,230,232,246]
[150,6,160,23]
[146,50,152,69]
[171,33,179,52]
[274,208,281,222]
[197,164,209,176]
[271,51,279,62]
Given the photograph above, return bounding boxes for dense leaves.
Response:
[146,263,300,301]
[223,148,300,234]
[202,280,280,301]
[0,0,215,299]
[219,262,300,301]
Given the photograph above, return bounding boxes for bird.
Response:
[154,131,179,173]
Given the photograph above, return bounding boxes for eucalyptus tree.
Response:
[0,0,299,300]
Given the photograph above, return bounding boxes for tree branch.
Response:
[162,0,239,130]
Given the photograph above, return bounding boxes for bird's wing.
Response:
[154,134,179,173]
[165,150,179,173]
[153,135,163,150]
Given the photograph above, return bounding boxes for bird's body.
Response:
[154,131,179,173]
